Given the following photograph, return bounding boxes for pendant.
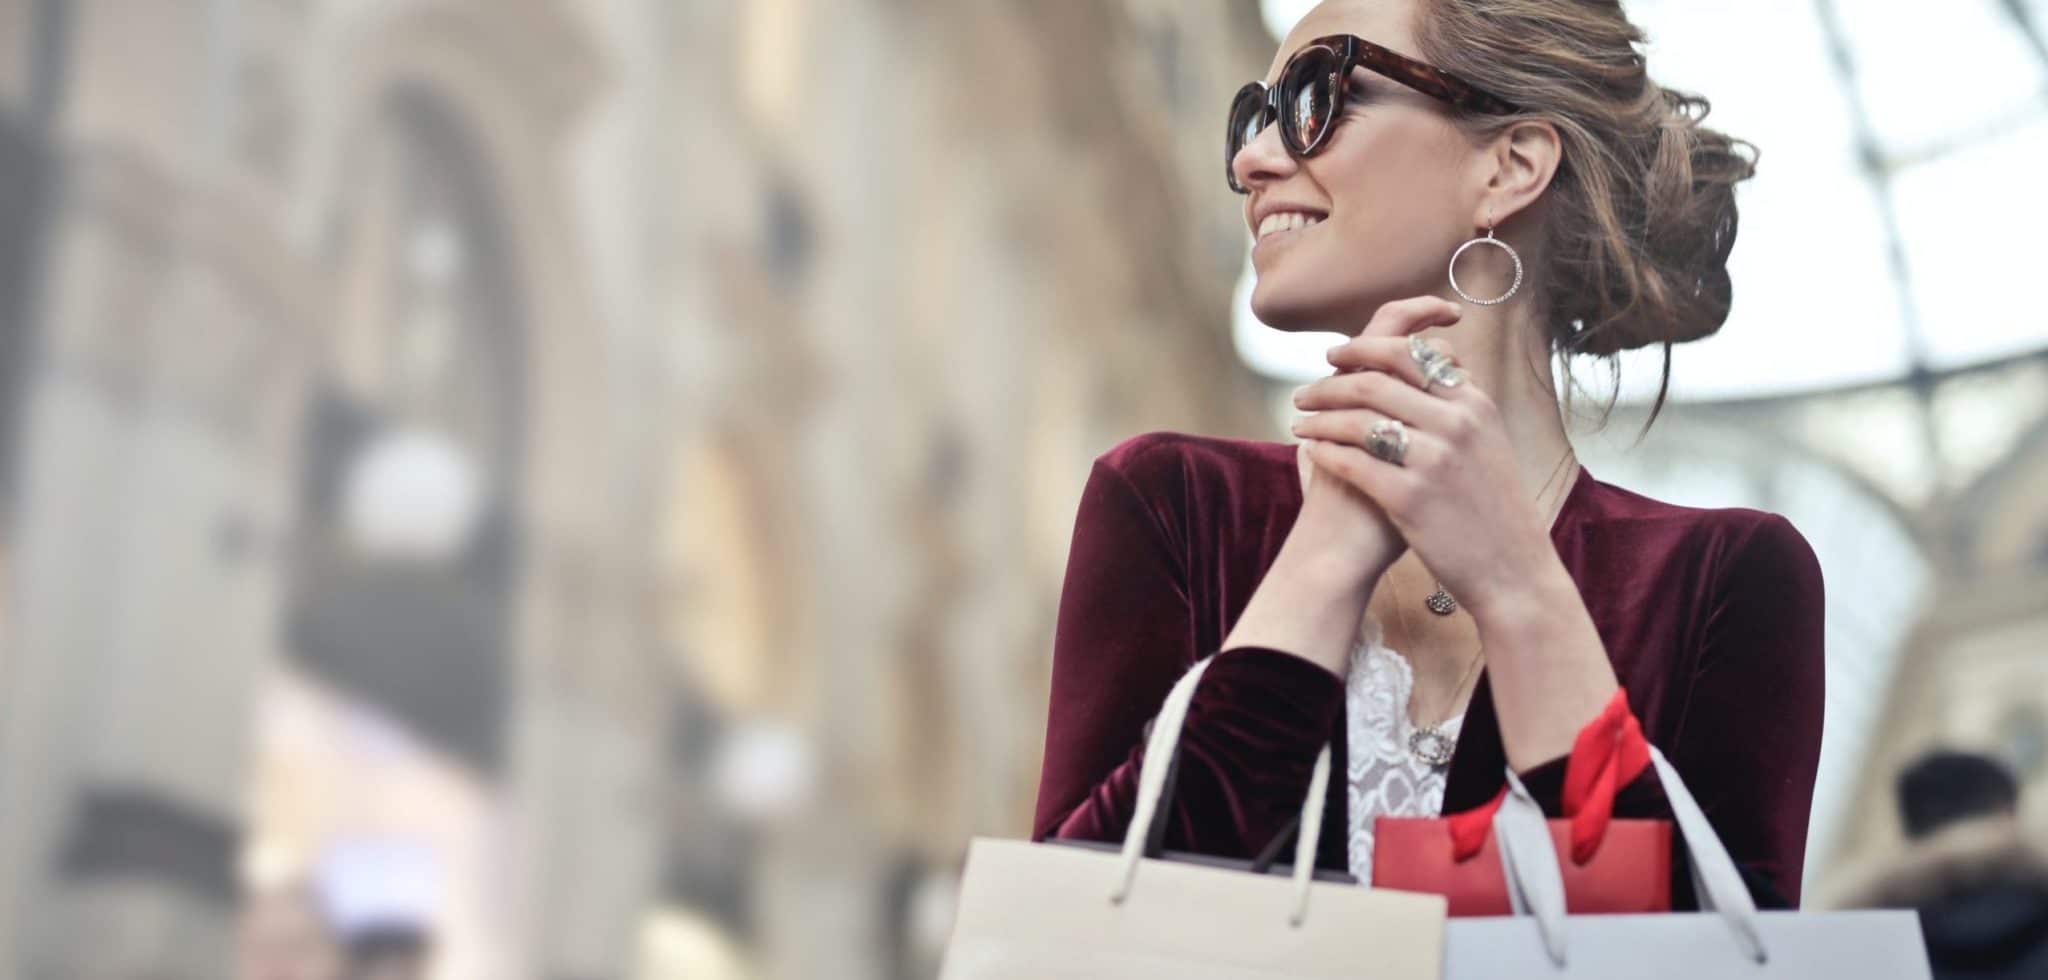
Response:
[1424,583,1458,616]
[1408,726,1457,767]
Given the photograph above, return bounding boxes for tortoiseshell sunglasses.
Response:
[1226,34,1521,194]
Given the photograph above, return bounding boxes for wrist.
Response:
[1285,512,1397,585]
[1465,555,1578,635]
[1276,531,1386,597]
[1226,541,1377,677]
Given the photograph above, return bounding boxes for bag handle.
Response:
[1445,688,1648,863]
[1489,745,1771,966]
[1109,654,1334,927]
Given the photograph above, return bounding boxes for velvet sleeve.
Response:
[1515,512,1825,909]
[1030,444,1345,860]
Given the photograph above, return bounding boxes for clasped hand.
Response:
[1288,296,1559,620]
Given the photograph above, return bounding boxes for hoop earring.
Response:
[1447,220,1524,306]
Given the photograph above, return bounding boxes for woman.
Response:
[1030,0,1825,908]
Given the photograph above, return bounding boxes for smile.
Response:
[1256,210,1324,242]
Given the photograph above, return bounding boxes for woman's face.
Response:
[1235,0,1482,332]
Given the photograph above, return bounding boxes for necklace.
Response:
[1391,576,1484,767]
[1423,447,1579,616]
[1398,446,1580,767]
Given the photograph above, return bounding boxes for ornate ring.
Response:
[1407,335,1444,370]
[1408,336,1463,392]
[1365,418,1409,467]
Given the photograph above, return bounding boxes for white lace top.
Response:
[1344,612,1464,884]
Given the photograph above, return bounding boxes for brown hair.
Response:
[1414,0,1758,438]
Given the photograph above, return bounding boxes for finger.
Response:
[1292,368,1459,432]
[1321,335,1461,389]
[1291,407,1445,464]
[1362,296,1463,339]
[1325,296,1462,373]
[1302,436,1419,511]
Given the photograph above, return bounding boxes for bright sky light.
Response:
[1245,0,2048,401]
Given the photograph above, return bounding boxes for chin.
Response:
[1250,278,1357,333]
[1253,270,1433,334]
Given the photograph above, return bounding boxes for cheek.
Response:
[1318,129,1469,275]
[1247,120,1472,326]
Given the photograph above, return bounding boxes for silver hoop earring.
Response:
[1448,224,1524,306]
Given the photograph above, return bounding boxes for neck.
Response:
[1421,293,1576,505]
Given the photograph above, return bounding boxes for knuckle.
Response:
[1448,406,1480,441]
[1321,443,1361,478]
[1342,412,1378,443]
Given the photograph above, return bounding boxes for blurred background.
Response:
[0,0,2044,977]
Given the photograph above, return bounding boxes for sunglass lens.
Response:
[1279,46,1341,152]
[1226,85,1270,190]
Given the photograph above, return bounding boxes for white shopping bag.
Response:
[940,655,1448,979]
[1444,747,1931,979]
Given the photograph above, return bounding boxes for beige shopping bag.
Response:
[940,655,1448,979]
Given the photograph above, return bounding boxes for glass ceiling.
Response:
[1244,0,2048,402]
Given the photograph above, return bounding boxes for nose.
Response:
[1231,113,1297,193]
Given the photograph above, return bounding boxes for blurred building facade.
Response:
[0,1,1276,978]
[663,2,1277,976]
[0,0,680,977]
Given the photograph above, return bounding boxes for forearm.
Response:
[1219,532,1379,677]
[1044,531,1370,854]
[1038,648,1346,858]
[1466,555,1620,771]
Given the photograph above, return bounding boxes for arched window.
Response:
[287,84,526,774]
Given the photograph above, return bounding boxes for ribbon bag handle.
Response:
[1488,745,1771,967]
[1108,655,1334,927]
[1445,688,1650,863]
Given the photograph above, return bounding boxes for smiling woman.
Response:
[1253,0,2048,399]
[1033,0,1825,914]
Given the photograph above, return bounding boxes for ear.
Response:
[1474,120,1562,230]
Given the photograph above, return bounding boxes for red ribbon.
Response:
[1561,687,1651,863]
[1444,687,1649,863]
[1447,786,1508,861]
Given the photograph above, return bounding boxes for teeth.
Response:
[1258,211,1324,239]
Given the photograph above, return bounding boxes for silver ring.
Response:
[1408,336,1464,391]
[1407,335,1441,369]
[1366,418,1409,466]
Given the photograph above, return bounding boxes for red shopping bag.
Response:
[1373,688,1673,916]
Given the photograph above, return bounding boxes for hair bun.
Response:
[1561,86,1756,357]
[1613,87,1758,352]
[1416,0,1762,437]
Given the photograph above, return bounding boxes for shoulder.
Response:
[1093,430,1297,506]
[1576,473,1822,594]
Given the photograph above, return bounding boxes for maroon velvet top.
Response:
[1031,431,1825,907]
